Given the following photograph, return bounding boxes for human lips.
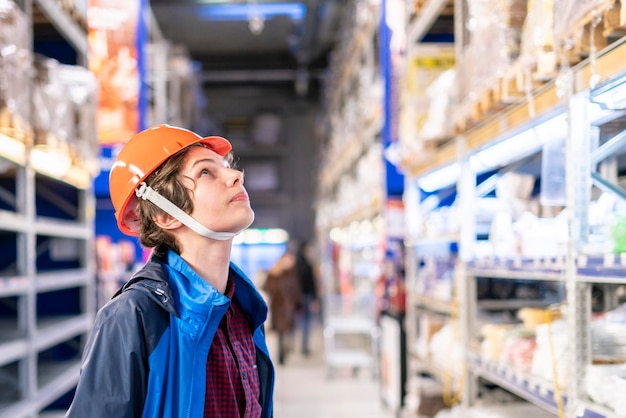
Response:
[231,191,249,202]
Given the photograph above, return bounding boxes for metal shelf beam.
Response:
[34,0,87,58]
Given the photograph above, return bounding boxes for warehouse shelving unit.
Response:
[315,0,385,295]
[403,19,626,416]
[0,1,96,417]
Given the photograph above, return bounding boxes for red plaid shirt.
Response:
[205,277,262,417]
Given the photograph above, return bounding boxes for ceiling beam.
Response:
[200,68,323,83]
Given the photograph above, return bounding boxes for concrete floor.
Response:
[267,321,397,418]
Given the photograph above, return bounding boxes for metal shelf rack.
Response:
[403,25,626,418]
[0,1,96,417]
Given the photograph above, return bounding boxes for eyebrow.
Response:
[190,158,230,169]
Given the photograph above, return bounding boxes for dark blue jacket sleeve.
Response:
[66,291,152,418]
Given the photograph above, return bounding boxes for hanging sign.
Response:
[87,0,141,144]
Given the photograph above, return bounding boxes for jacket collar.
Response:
[114,250,268,328]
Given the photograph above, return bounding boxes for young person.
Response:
[66,124,274,417]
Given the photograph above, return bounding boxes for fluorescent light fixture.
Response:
[417,114,566,192]
[262,228,289,244]
[0,132,26,165]
[198,3,306,21]
[417,90,622,194]
[64,165,91,189]
[417,161,460,192]
[30,148,72,178]
[471,114,568,172]
[234,228,289,245]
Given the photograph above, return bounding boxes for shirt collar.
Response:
[224,273,236,299]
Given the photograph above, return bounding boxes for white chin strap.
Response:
[135,182,238,241]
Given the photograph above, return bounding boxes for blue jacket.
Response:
[66,250,274,418]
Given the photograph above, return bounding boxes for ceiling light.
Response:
[417,162,460,192]
[471,113,568,172]
[0,132,26,165]
[197,2,306,22]
[30,148,72,178]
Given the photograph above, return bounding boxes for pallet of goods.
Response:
[0,0,33,146]
[454,0,527,133]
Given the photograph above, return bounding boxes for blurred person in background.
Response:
[66,124,274,418]
[263,250,303,364]
[295,240,319,356]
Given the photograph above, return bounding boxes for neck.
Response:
[178,237,232,294]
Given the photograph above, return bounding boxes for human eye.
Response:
[198,165,216,177]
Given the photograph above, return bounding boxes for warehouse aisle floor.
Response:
[266,321,396,418]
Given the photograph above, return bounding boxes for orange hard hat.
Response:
[109,124,232,236]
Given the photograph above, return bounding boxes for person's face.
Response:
[179,145,254,235]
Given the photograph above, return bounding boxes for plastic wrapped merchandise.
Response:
[530,318,569,386]
[480,323,518,362]
[466,0,527,91]
[32,56,73,175]
[586,363,626,414]
[519,0,555,74]
[421,69,456,142]
[58,64,99,177]
[553,0,611,46]
[0,0,32,144]
[429,323,464,389]
[592,304,626,361]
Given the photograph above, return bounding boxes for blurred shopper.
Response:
[66,124,274,418]
[295,241,318,356]
[263,251,303,364]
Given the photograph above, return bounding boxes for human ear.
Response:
[152,212,182,231]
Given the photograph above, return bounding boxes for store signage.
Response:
[87,0,143,144]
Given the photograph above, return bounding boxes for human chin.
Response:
[240,208,255,230]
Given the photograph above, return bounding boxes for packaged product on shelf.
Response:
[415,314,446,360]
[58,64,99,176]
[420,69,456,143]
[0,0,32,144]
[513,211,568,259]
[499,327,536,372]
[480,323,518,362]
[530,318,568,386]
[399,44,454,163]
[457,0,527,123]
[32,56,73,166]
[519,0,555,79]
[518,306,562,329]
[405,44,455,97]
[592,304,626,361]
[553,0,612,48]
[586,363,626,415]
[428,323,464,385]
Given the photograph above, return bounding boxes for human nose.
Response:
[225,168,244,187]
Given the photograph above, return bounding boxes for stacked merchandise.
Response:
[586,304,626,415]
[518,0,555,82]
[398,44,455,166]
[553,0,613,48]
[456,0,527,126]
[0,1,98,185]
[0,0,32,146]
[32,55,99,184]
